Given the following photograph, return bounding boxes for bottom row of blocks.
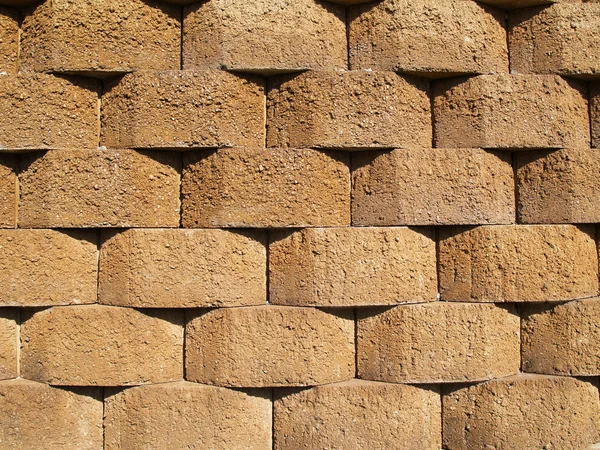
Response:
[2,375,598,449]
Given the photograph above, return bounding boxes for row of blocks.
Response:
[0,0,597,78]
[0,71,597,150]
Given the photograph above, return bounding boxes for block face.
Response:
[269,227,437,307]
[20,0,180,75]
[443,375,600,450]
[181,148,350,228]
[592,82,600,148]
[0,155,17,228]
[0,74,99,150]
[352,148,515,226]
[0,380,102,450]
[439,225,599,302]
[0,230,98,306]
[105,382,271,450]
[19,150,181,228]
[509,3,600,78]
[21,305,184,385]
[186,306,355,387]
[99,229,267,308]
[433,74,590,149]
[348,0,508,76]
[182,0,346,74]
[274,380,441,450]
[478,0,554,9]
[0,309,17,380]
[357,303,520,383]
[267,71,431,149]
[517,148,600,223]
[102,71,265,149]
[0,8,18,75]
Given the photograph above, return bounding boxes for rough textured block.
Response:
[105,382,271,450]
[439,225,599,302]
[20,0,180,76]
[186,306,354,387]
[0,309,17,380]
[358,303,520,383]
[99,229,266,308]
[0,380,102,450]
[267,71,431,149]
[593,82,600,148]
[443,375,600,450]
[183,0,346,74]
[182,148,350,228]
[509,3,600,78]
[21,306,183,386]
[348,0,508,76]
[269,227,437,306]
[433,74,589,149]
[102,71,265,149]
[19,150,181,228]
[0,8,18,75]
[0,230,97,306]
[0,155,17,228]
[352,148,515,226]
[478,0,554,8]
[0,74,99,150]
[522,298,600,376]
[274,380,441,450]
[517,148,600,223]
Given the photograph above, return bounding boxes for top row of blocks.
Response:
[0,0,598,78]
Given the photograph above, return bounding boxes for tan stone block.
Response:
[274,380,441,450]
[478,0,554,8]
[352,148,515,226]
[181,148,350,228]
[0,379,102,450]
[105,382,271,450]
[517,148,600,223]
[267,71,431,149]
[0,8,18,75]
[0,230,97,306]
[443,375,600,450]
[348,0,508,76]
[269,227,437,307]
[439,225,599,302]
[186,306,354,387]
[509,3,600,78]
[433,74,589,149]
[0,155,17,228]
[357,303,520,383]
[182,0,346,74]
[99,229,266,308]
[102,71,265,149]
[21,305,183,385]
[0,74,99,150]
[592,82,600,148]
[19,149,181,228]
[0,309,17,380]
[20,0,180,76]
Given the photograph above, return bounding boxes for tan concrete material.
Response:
[509,3,600,78]
[438,225,599,302]
[522,298,600,375]
[274,380,441,450]
[357,303,520,383]
[181,147,350,228]
[267,71,431,149]
[186,306,354,387]
[0,379,102,450]
[443,375,600,450]
[0,8,18,75]
[102,71,265,149]
[592,82,600,147]
[99,229,266,308]
[352,148,515,226]
[0,155,17,228]
[0,309,17,380]
[20,0,180,76]
[478,0,554,8]
[433,74,590,149]
[517,148,600,223]
[21,305,183,386]
[19,149,181,228]
[0,230,97,306]
[269,227,437,306]
[105,382,272,450]
[348,0,508,76]
[0,74,99,150]
[182,0,346,74]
